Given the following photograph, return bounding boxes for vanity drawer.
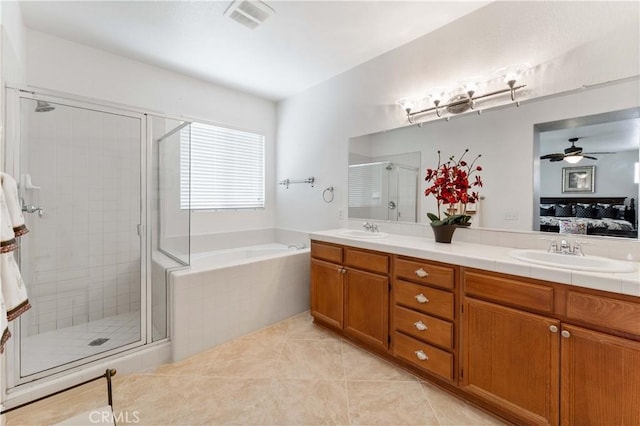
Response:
[311,241,343,263]
[463,270,554,314]
[345,248,389,274]
[394,305,453,350]
[566,291,640,336]
[393,331,453,381]
[394,280,454,320]
[395,257,454,289]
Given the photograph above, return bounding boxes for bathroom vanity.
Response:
[309,230,640,426]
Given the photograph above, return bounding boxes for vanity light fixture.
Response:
[397,64,530,124]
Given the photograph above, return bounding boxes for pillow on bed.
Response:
[540,205,555,216]
[613,204,627,220]
[575,204,596,218]
[555,204,573,217]
[558,219,587,235]
[596,204,619,219]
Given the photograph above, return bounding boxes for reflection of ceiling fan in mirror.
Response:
[540,137,615,164]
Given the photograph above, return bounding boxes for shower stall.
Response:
[348,161,419,222]
[3,89,186,387]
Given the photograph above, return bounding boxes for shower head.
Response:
[35,100,55,112]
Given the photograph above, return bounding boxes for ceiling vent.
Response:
[224,0,275,30]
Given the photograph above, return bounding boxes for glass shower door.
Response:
[16,96,145,379]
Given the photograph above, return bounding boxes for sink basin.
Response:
[509,249,636,273]
[337,229,389,239]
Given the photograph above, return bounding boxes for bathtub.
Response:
[169,242,310,361]
[190,243,301,267]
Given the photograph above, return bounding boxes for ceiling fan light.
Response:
[564,155,583,164]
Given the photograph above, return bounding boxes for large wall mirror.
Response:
[534,108,640,239]
[348,77,640,238]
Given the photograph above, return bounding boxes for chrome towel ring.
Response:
[323,186,334,203]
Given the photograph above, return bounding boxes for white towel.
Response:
[1,252,31,321]
[0,184,17,253]
[1,173,28,236]
[0,290,10,354]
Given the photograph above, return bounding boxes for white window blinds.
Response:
[348,163,382,208]
[180,122,265,210]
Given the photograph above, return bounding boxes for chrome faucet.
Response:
[559,239,572,254]
[547,239,586,256]
[362,221,379,232]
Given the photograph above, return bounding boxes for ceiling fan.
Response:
[540,137,614,164]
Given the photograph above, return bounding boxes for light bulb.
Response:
[428,87,447,105]
[564,155,583,164]
[497,63,530,85]
[459,78,481,96]
[396,97,415,113]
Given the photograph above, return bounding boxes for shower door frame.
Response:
[3,88,150,388]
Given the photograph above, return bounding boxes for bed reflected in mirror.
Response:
[535,107,640,239]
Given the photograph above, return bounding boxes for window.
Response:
[348,162,382,207]
[180,122,265,210]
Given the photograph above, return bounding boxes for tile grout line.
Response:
[340,338,354,426]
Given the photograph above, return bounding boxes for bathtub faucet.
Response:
[288,243,306,250]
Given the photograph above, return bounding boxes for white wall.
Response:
[0,1,27,171]
[25,29,278,236]
[276,1,640,233]
[540,151,639,200]
[1,1,26,87]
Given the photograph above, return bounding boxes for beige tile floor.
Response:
[6,312,505,425]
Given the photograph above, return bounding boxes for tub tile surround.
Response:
[170,248,311,361]
[323,225,640,297]
[5,313,504,426]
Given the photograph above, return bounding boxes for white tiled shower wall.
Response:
[19,100,141,336]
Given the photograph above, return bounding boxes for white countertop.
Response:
[310,229,640,297]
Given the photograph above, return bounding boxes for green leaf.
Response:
[427,212,440,222]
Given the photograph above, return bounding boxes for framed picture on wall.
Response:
[562,166,595,193]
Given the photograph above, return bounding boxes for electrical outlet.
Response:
[504,211,518,221]
[338,209,344,219]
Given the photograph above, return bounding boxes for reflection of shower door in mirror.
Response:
[15,96,144,379]
[395,166,418,222]
[386,164,418,222]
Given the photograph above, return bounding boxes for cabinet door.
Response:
[561,324,640,426]
[344,268,389,350]
[310,258,344,329]
[462,298,560,426]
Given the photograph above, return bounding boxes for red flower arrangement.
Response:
[425,149,483,226]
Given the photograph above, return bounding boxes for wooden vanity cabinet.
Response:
[391,256,458,383]
[310,241,390,351]
[462,296,560,425]
[462,268,640,426]
[560,324,640,425]
[311,240,640,425]
[561,293,640,426]
[310,242,344,329]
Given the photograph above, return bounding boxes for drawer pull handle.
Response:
[415,268,429,278]
[414,321,428,331]
[561,330,571,339]
[415,350,429,361]
[415,293,429,304]
[549,325,558,333]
